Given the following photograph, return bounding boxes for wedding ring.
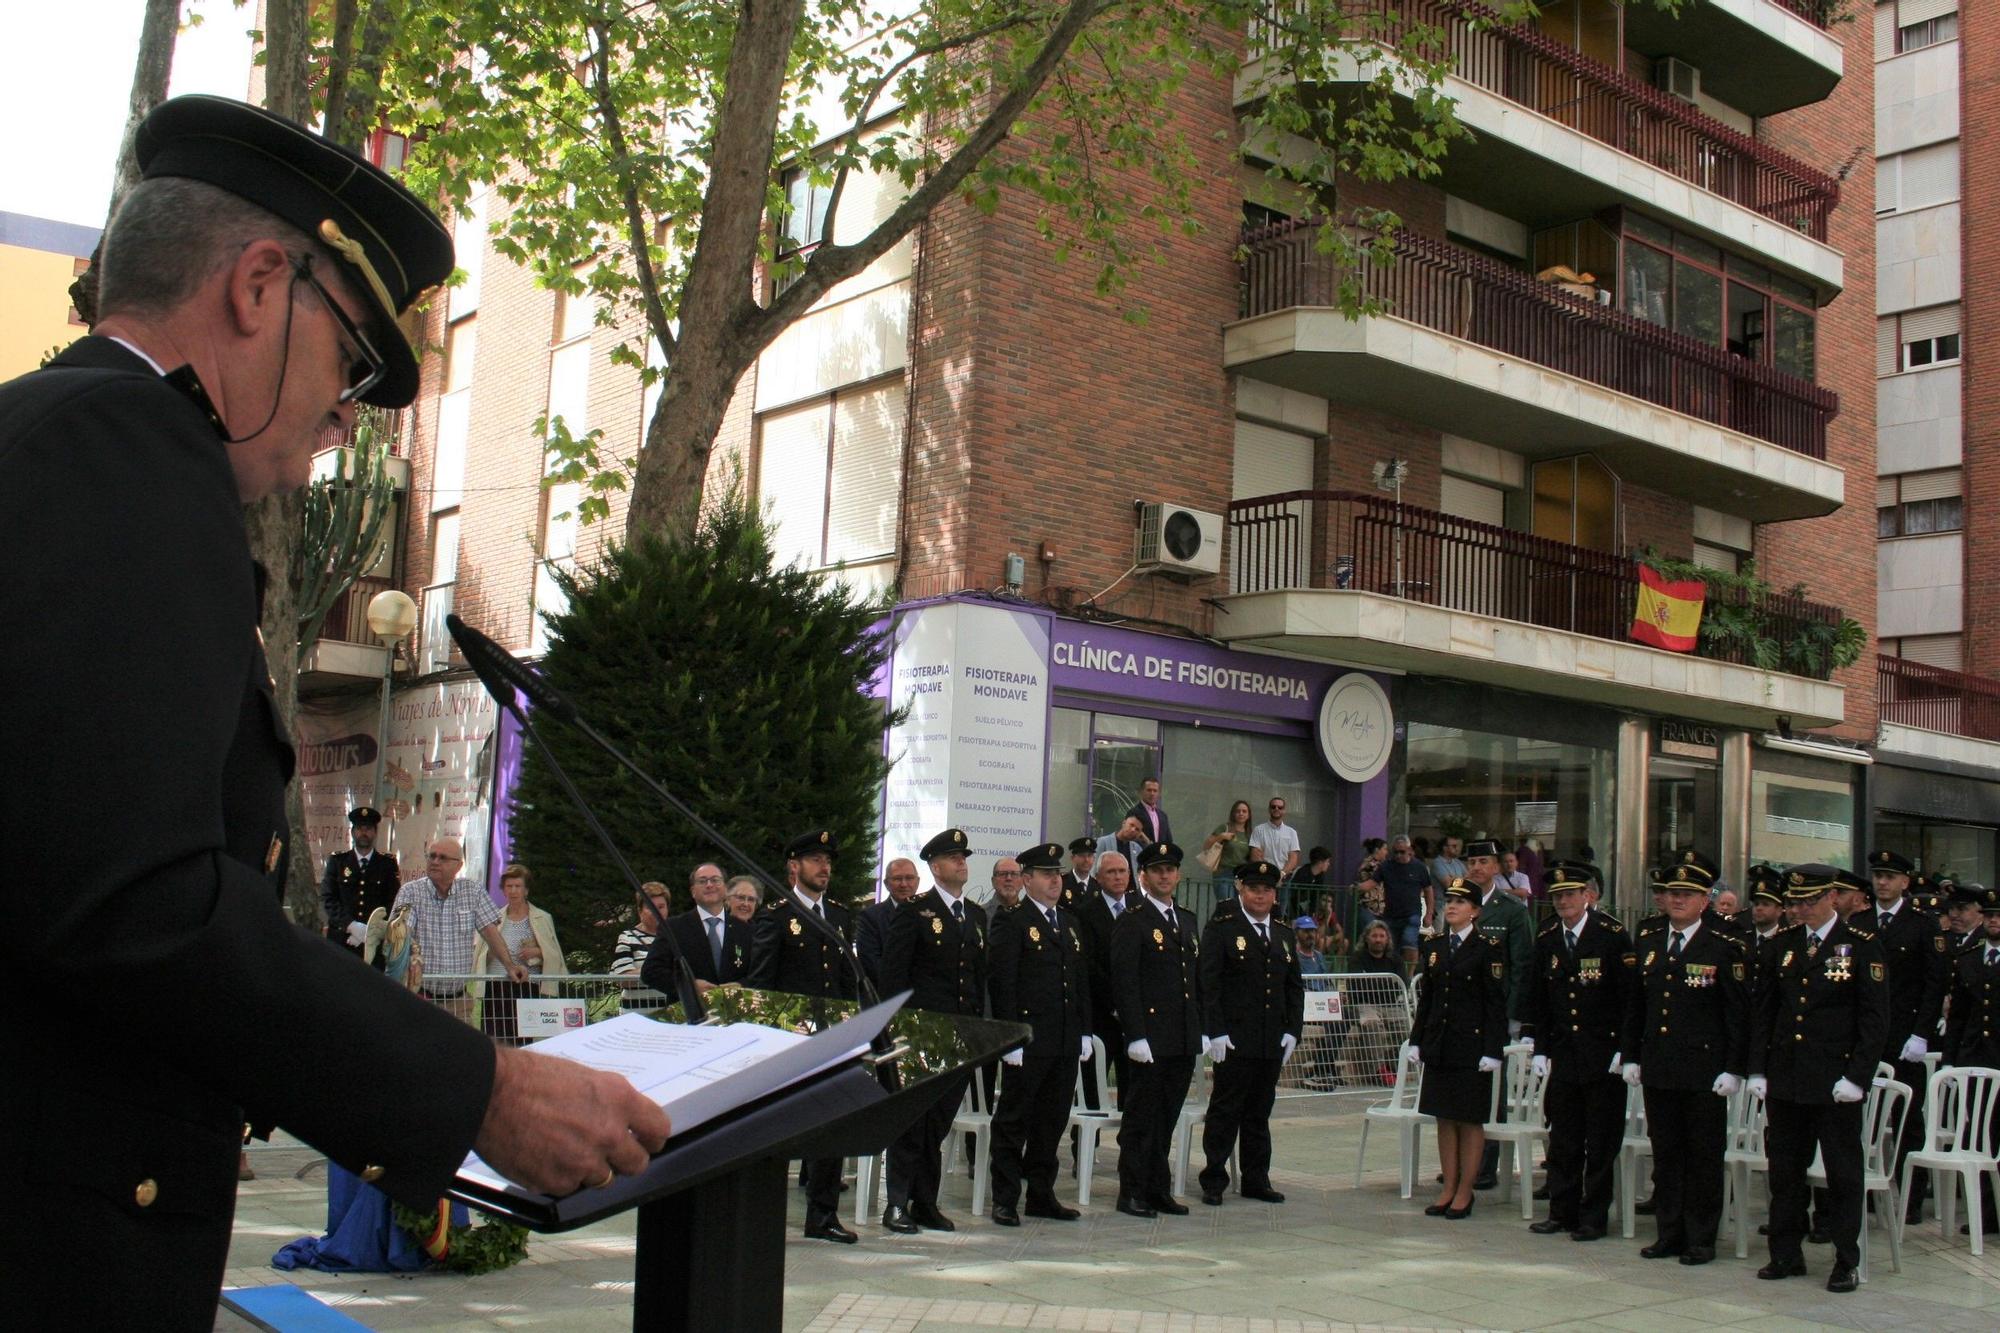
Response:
[594,1168,616,1190]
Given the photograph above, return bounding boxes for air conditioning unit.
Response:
[1652,57,1700,104]
[1134,502,1223,578]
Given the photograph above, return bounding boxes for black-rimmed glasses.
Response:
[294,257,386,404]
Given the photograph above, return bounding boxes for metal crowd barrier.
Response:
[1278,972,1417,1099]
[408,972,677,1043]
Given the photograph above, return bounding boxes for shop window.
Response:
[1876,469,1963,538]
[1531,455,1618,552]
[1402,722,1615,893]
[1751,749,1858,870]
[1872,820,1990,893]
[1164,722,1343,890]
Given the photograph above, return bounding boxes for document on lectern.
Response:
[458,993,908,1195]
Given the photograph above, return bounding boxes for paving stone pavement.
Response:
[219,1102,2000,1331]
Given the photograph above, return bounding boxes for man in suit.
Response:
[988,842,1093,1225]
[1861,848,1948,1224]
[1522,861,1633,1242]
[321,806,401,961]
[746,829,860,1243]
[1096,814,1148,880]
[1197,859,1304,1206]
[1620,863,1750,1267]
[0,96,670,1326]
[1751,866,1891,1293]
[1125,777,1173,847]
[855,857,920,991]
[1074,849,1136,1109]
[881,828,987,1233]
[644,862,752,998]
[1061,837,1098,908]
[1110,841,1204,1217]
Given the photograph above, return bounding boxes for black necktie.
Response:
[1448,933,1459,958]
[1986,945,1997,968]
[707,914,724,971]
[1668,931,1684,960]
[1565,927,1578,957]
[1256,921,1269,947]
[1806,932,1820,960]
[952,899,964,926]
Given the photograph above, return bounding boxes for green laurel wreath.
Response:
[389,1201,531,1275]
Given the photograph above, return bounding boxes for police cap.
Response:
[347,806,381,826]
[1067,836,1097,855]
[1016,842,1065,871]
[1236,858,1281,887]
[1653,849,1718,891]
[1543,860,1598,895]
[785,829,836,861]
[1868,849,1915,877]
[1136,841,1183,870]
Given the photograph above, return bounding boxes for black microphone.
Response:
[449,614,576,723]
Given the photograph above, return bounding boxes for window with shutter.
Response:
[1877,317,1900,377]
[826,382,904,565]
[1898,142,1959,210]
[757,400,832,571]
[1900,0,1959,26]
[1901,304,1962,369]
[1900,634,1964,671]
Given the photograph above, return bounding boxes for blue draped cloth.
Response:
[272,1162,467,1273]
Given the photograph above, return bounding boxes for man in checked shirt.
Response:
[396,837,529,1023]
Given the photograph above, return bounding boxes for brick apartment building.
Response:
[310,2,1883,913]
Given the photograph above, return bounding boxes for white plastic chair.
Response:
[1065,1035,1122,1206]
[941,1071,995,1214]
[1616,1082,1652,1240]
[1353,1042,1433,1198]
[1721,1082,1770,1258]
[1901,1067,2000,1255]
[851,1151,886,1228]
[1483,1042,1548,1218]
[1171,1056,1243,1195]
[1807,1076,1909,1282]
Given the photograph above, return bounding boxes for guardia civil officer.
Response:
[746,829,860,1243]
[1411,881,1507,1218]
[1521,861,1632,1242]
[1197,858,1304,1206]
[1620,860,1749,1265]
[0,96,668,1327]
[1750,865,1890,1292]
[1110,841,1205,1217]
[987,842,1092,1225]
[321,806,401,961]
[1861,848,1948,1223]
[881,827,988,1233]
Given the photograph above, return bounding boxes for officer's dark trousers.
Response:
[992,1055,1075,1209]
[1767,1096,1864,1268]
[888,1071,970,1211]
[1890,1054,1930,1211]
[1200,1054,1282,1193]
[1546,1071,1624,1229]
[1643,1085,1725,1248]
[803,1156,844,1227]
[1118,1053,1195,1200]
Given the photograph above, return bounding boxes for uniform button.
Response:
[135,1179,159,1207]
[1795,1034,1804,1042]
[1660,1026,1668,1034]
[361,1165,386,1182]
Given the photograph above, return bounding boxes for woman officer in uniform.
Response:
[1411,880,1507,1218]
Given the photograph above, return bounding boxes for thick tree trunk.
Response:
[625,335,756,536]
[70,0,180,327]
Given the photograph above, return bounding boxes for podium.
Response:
[448,989,1028,1332]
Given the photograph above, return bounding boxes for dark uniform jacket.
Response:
[1750,920,1891,1103]
[746,893,857,999]
[1623,919,1750,1090]
[646,908,751,991]
[987,900,1091,1060]
[1411,929,1507,1067]
[1521,908,1635,1081]
[1060,871,1097,909]
[853,897,899,990]
[881,887,987,1015]
[1198,906,1305,1058]
[1752,929,1787,1011]
[1859,901,1949,1056]
[0,339,495,1319]
[1476,886,1535,1023]
[1109,896,1204,1058]
[1072,890,1130,1050]
[320,848,401,948]
[1943,937,2000,1070]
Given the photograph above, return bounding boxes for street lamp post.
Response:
[364,590,418,836]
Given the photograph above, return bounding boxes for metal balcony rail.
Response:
[1239,217,1837,458]
[1228,488,1844,674]
[319,575,396,646]
[1767,0,1838,31]
[1246,0,1839,238]
[1878,655,2000,743]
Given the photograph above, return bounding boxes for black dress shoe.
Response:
[1757,1223,1771,1236]
[1529,1218,1571,1235]
[1757,1258,1807,1280]
[1472,1174,1498,1191]
[1201,1189,1224,1206]
[990,1204,1021,1227]
[1633,1197,1656,1216]
[1152,1195,1190,1215]
[1023,1200,1079,1221]
[805,1217,859,1244]
[1825,1262,1858,1293]
[1115,1195,1157,1219]
[1570,1225,1606,1242]
[909,1201,955,1232]
[1679,1247,1715,1266]
[1639,1241,1683,1259]
[881,1205,918,1234]
[1240,1185,1285,1203]
[1806,1227,1831,1245]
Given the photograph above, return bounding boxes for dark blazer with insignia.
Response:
[1749,920,1890,1103]
[1521,908,1635,1082]
[320,848,402,948]
[1944,938,2000,1070]
[987,900,1091,1060]
[1072,890,1130,1051]
[1859,901,1949,1056]
[853,897,900,991]
[1198,905,1305,1057]
[1623,919,1750,1090]
[746,893,857,999]
[1109,895,1204,1058]
[882,887,987,1016]
[646,908,751,990]
[0,338,496,1323]
[1060,871,1097,909]
[1411,929,1508,1068]
[1752,930,1787,1011]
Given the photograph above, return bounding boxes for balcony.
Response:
[1620,1,1844,118]
[1879,655,2000,751]
[299,575,395,689]
[1229,220,1843,520]
[1218,489,1846,729]
[1239,1,1843,296]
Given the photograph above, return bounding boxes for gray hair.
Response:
[1095,851,1129,874]
[98,177,316,318]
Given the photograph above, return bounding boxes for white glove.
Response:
[1621,1062,1643,1088]
[1520,1036,1535,1055]
[1748,1076,1768,1100]
[1901,1036,1929,1063]
[1280,1033,1298,1066]
[1477,1056,1502,1074]
[1127,1039,1154,1064]
[1205,1035,1233,1063]
[1507,1020,1522,1040]
[1080,1036,1093,1062]
[1712,1072,1741,1098]
[1832,1078,1864,1104]
[1530,1054,1550,1078]
[1607,1051,1622,1075]
[1408,1046,1424,1067]
[1003,1048,1024,1067]
[345,920,368,947]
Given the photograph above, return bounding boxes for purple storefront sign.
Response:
[1048,620,1340,724]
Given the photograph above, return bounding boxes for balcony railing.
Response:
[1878,656,2000,743]
[1768,0,1837,31]
[319,575,396,646]
[1229,489,1846,677]
[1240,218,1838,458]
[1250,1,1840,239]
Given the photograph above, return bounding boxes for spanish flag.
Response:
[1631,566,1705,653]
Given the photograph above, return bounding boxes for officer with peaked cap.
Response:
[322,807,401,961]
[1861,847,1948,1222]
[1062,836,1098,906]
[1745,865,1787,1004]
[0,96,671,1325]
[1943,887,2000,1234]
[1109,841,1205,1217]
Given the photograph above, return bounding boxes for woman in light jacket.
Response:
[472,863,568,1044]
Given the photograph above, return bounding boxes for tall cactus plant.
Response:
[295,408,400,663]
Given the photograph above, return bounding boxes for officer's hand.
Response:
[1003,1048,1024,1068]
[474,1047,673,1196]
[1621,1062,1643,1087]
[1477,1056,1503,1074]
[345,921,369,948]
[1205,1035,1232,1063]
[1126,1039,1154,1064]
[1900,1036,1929,1063]
[1079,1036,1093,1063]
[1530,1054,1550,1078]
[1712,1072,1741,1098]
[1519,1036,1534,1055]
[1408,1045,1423,1067]
[1747,1076,1768,1100]
[1832,1078,1865,1104]
[1280,1033,1298,1066]
[1607,1051,1622,1075]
